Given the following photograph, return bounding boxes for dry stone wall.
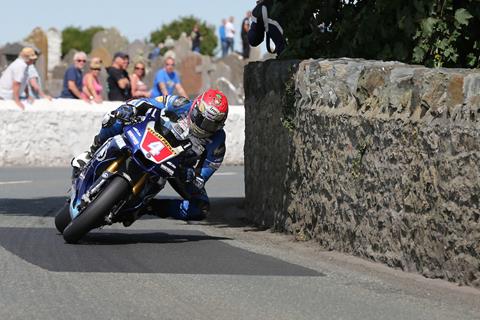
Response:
[244,58,480,287]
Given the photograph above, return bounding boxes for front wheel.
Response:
[54,202,71,233]
[63,176,131,244]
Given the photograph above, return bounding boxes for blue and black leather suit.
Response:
[93,96,226,221]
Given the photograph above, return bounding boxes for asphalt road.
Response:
[0,166,479,320]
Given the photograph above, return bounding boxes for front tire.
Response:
[55,203,71,233]
[63,176,131,244]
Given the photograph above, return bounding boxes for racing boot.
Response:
[122,211,139,227]
[71,135,103,170]
[121,204,168,227]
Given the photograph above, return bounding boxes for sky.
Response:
[2,0,254,51]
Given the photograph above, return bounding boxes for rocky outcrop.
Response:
[244,58,480,287]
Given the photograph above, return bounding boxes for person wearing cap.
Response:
[60,51,89,101]
[21,51,52,101]
[81,57,103,103]
[106,51,132,101]
[0,47,37,110]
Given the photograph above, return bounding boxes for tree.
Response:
[61,26,104,57]
[150,16,217,56]
[273,0,480,68]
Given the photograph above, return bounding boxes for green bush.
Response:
[274,0,480,68]
[150,16,217,56]
[61,26,104,57]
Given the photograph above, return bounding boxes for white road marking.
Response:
[0,180,33,185]
[215,172,237,176]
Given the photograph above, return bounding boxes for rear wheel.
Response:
[54,202,71,233]
[63,176,131,244]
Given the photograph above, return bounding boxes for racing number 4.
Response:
[148,141,165,156]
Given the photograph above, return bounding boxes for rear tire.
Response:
[63,176,131,244]
[54,203,71,233]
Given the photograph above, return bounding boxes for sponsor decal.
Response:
[213,94,222,106]
[155,96,164,103]
[127,130,139,145]
[160,164,174,176]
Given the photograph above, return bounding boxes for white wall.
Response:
[0,99,244,167]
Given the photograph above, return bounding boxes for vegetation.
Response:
[61,26,105,57]
[273,0,480,68]
[150,16,217,56]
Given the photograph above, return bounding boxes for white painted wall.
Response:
[0,99,244,167]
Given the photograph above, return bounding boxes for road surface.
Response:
[0,166,478,320]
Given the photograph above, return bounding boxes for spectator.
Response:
[219,19,228,57]
[225,16,236,54]
[0,47,38,110]
[151,57,187,98]
[148,43,162,61]
[81,57,103,103]
[60,51,88,101]
[191,24,202,53]
[130,61,150,98]
[21,51,52,101]
[241,11,252,59]
[106,51,132,101]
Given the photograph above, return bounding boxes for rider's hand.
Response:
[115,105,136,122]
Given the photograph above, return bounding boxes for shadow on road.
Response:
[0,227,323,276]
[0,196,267,231]
[81,231,231,245]
[0,197,67,217]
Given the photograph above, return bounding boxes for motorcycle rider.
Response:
[72,89,229,224]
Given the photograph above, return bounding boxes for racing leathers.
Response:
[89,95,226,221]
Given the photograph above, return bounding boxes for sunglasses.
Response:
[91,68,101,71]
[135,67,145,70]
[76,59,86,63]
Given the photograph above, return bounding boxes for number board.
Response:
[140,127,175,164]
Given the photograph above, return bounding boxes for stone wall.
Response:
[244,58,480,287]
[0,100,244,167]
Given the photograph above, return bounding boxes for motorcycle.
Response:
[55,107,192,244]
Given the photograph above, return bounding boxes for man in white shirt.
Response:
[225,16,236,55]
[21,63,52,100]
[0,47,37,110]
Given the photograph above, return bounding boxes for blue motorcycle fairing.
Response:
[69,110,189,222]
[69,136,126,219]
[123,109,186,176]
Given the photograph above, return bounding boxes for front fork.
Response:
[106,154,149,197]
[75,153,150,223]
[103,153,151,225]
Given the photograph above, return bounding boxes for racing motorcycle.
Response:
[55,108,192,244]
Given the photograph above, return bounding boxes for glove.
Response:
[114,105,136,122]
[185,168,205,190]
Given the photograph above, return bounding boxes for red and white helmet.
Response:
[189,89,229,138]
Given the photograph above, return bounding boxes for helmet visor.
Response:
[191,112,222,134]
